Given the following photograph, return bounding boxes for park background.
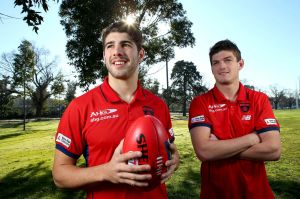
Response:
[1,1,300,198]
[0,110,300,198]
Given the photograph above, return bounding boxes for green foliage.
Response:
[0,76,14,118]
[51,71,65,96]
[64,81,77,104]
[0,110,299,198]
[2,40,63,117]
[143,78,160,95]
[14,0,59,33]
[13,40,36,90]
[170,60,207,115]
[59,0,195,89]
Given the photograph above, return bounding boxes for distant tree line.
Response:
[244,84,299,110]
[0,40,77,120]
[0,40,297,121]
[1,0,298,122]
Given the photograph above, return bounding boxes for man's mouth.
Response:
[114,61,126,65]
[219,72,229,75]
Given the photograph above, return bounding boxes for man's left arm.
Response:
[238,130,281,161]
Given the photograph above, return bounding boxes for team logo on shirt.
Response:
[56,133,71,148]
[191,115,205,123]
[90,108,119,122]
[264,118,277,125]
[239,102,250,112]
[143,106,154,115]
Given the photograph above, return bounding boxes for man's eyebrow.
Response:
[212,55,233,62]
[104,41,114,47]
[104,40,133,47]
[223,56,233,59]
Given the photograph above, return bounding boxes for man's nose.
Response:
[113,45,124,56]
[219,61,226,68]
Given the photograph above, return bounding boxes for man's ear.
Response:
[138,48,145,63]
[238,59,244,70]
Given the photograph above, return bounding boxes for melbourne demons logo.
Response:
[143,106,154,115]
[239,103,250,112]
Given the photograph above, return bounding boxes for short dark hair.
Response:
[209,39,241,65]
[101,21,143,51]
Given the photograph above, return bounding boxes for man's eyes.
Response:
[122,43,132,47]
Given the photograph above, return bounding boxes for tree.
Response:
[13,40,36,130]
[0,76,14,118]
[269,85,286,109]
[13,0,59,33]
[30,49,65,117]
[51,71,65,116]
[281,90,296,109]
[1,40,65,118]
[65,80,77,104]
[143,78,160,95]
[170,60,207,116]
[59,0,195,90]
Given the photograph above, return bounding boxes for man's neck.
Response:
[216,81,240,102]
[108,75,138,103]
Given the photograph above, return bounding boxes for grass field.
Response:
[0,110,299,199]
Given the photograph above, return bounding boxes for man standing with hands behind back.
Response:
[52,21,179,199]
[189,39,281,199]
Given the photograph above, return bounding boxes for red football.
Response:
[122,115,171,191]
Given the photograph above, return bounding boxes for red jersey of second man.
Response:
[188,83,279,199]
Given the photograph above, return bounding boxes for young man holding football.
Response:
[188,39,281,199]
[52,21,179,199]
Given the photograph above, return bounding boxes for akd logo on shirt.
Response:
[208,104,227,112]
[90,109,117,117]
[90,108,119,122]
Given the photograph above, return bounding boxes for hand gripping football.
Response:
[122,115,171,191]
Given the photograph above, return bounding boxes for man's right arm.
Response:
[52,140,152,189]
[190,126,260,161]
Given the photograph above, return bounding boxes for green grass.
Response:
[1,110,299,198]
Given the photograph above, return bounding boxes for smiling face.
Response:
[103,32,144,80]
[211,50,244,86]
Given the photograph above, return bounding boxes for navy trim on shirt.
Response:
[56,144,80,159]
[189,123,211,130]
[257,126,280,134]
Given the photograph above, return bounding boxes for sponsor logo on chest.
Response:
[90,108,119,122]
[208,104,227,112]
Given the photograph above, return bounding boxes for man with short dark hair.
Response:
[52,21,179,199]
[189,39,281,199]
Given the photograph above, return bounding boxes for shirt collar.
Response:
[100,76,146,103]
[212,82,247,102]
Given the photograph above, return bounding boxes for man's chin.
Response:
[218,80,233,85]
